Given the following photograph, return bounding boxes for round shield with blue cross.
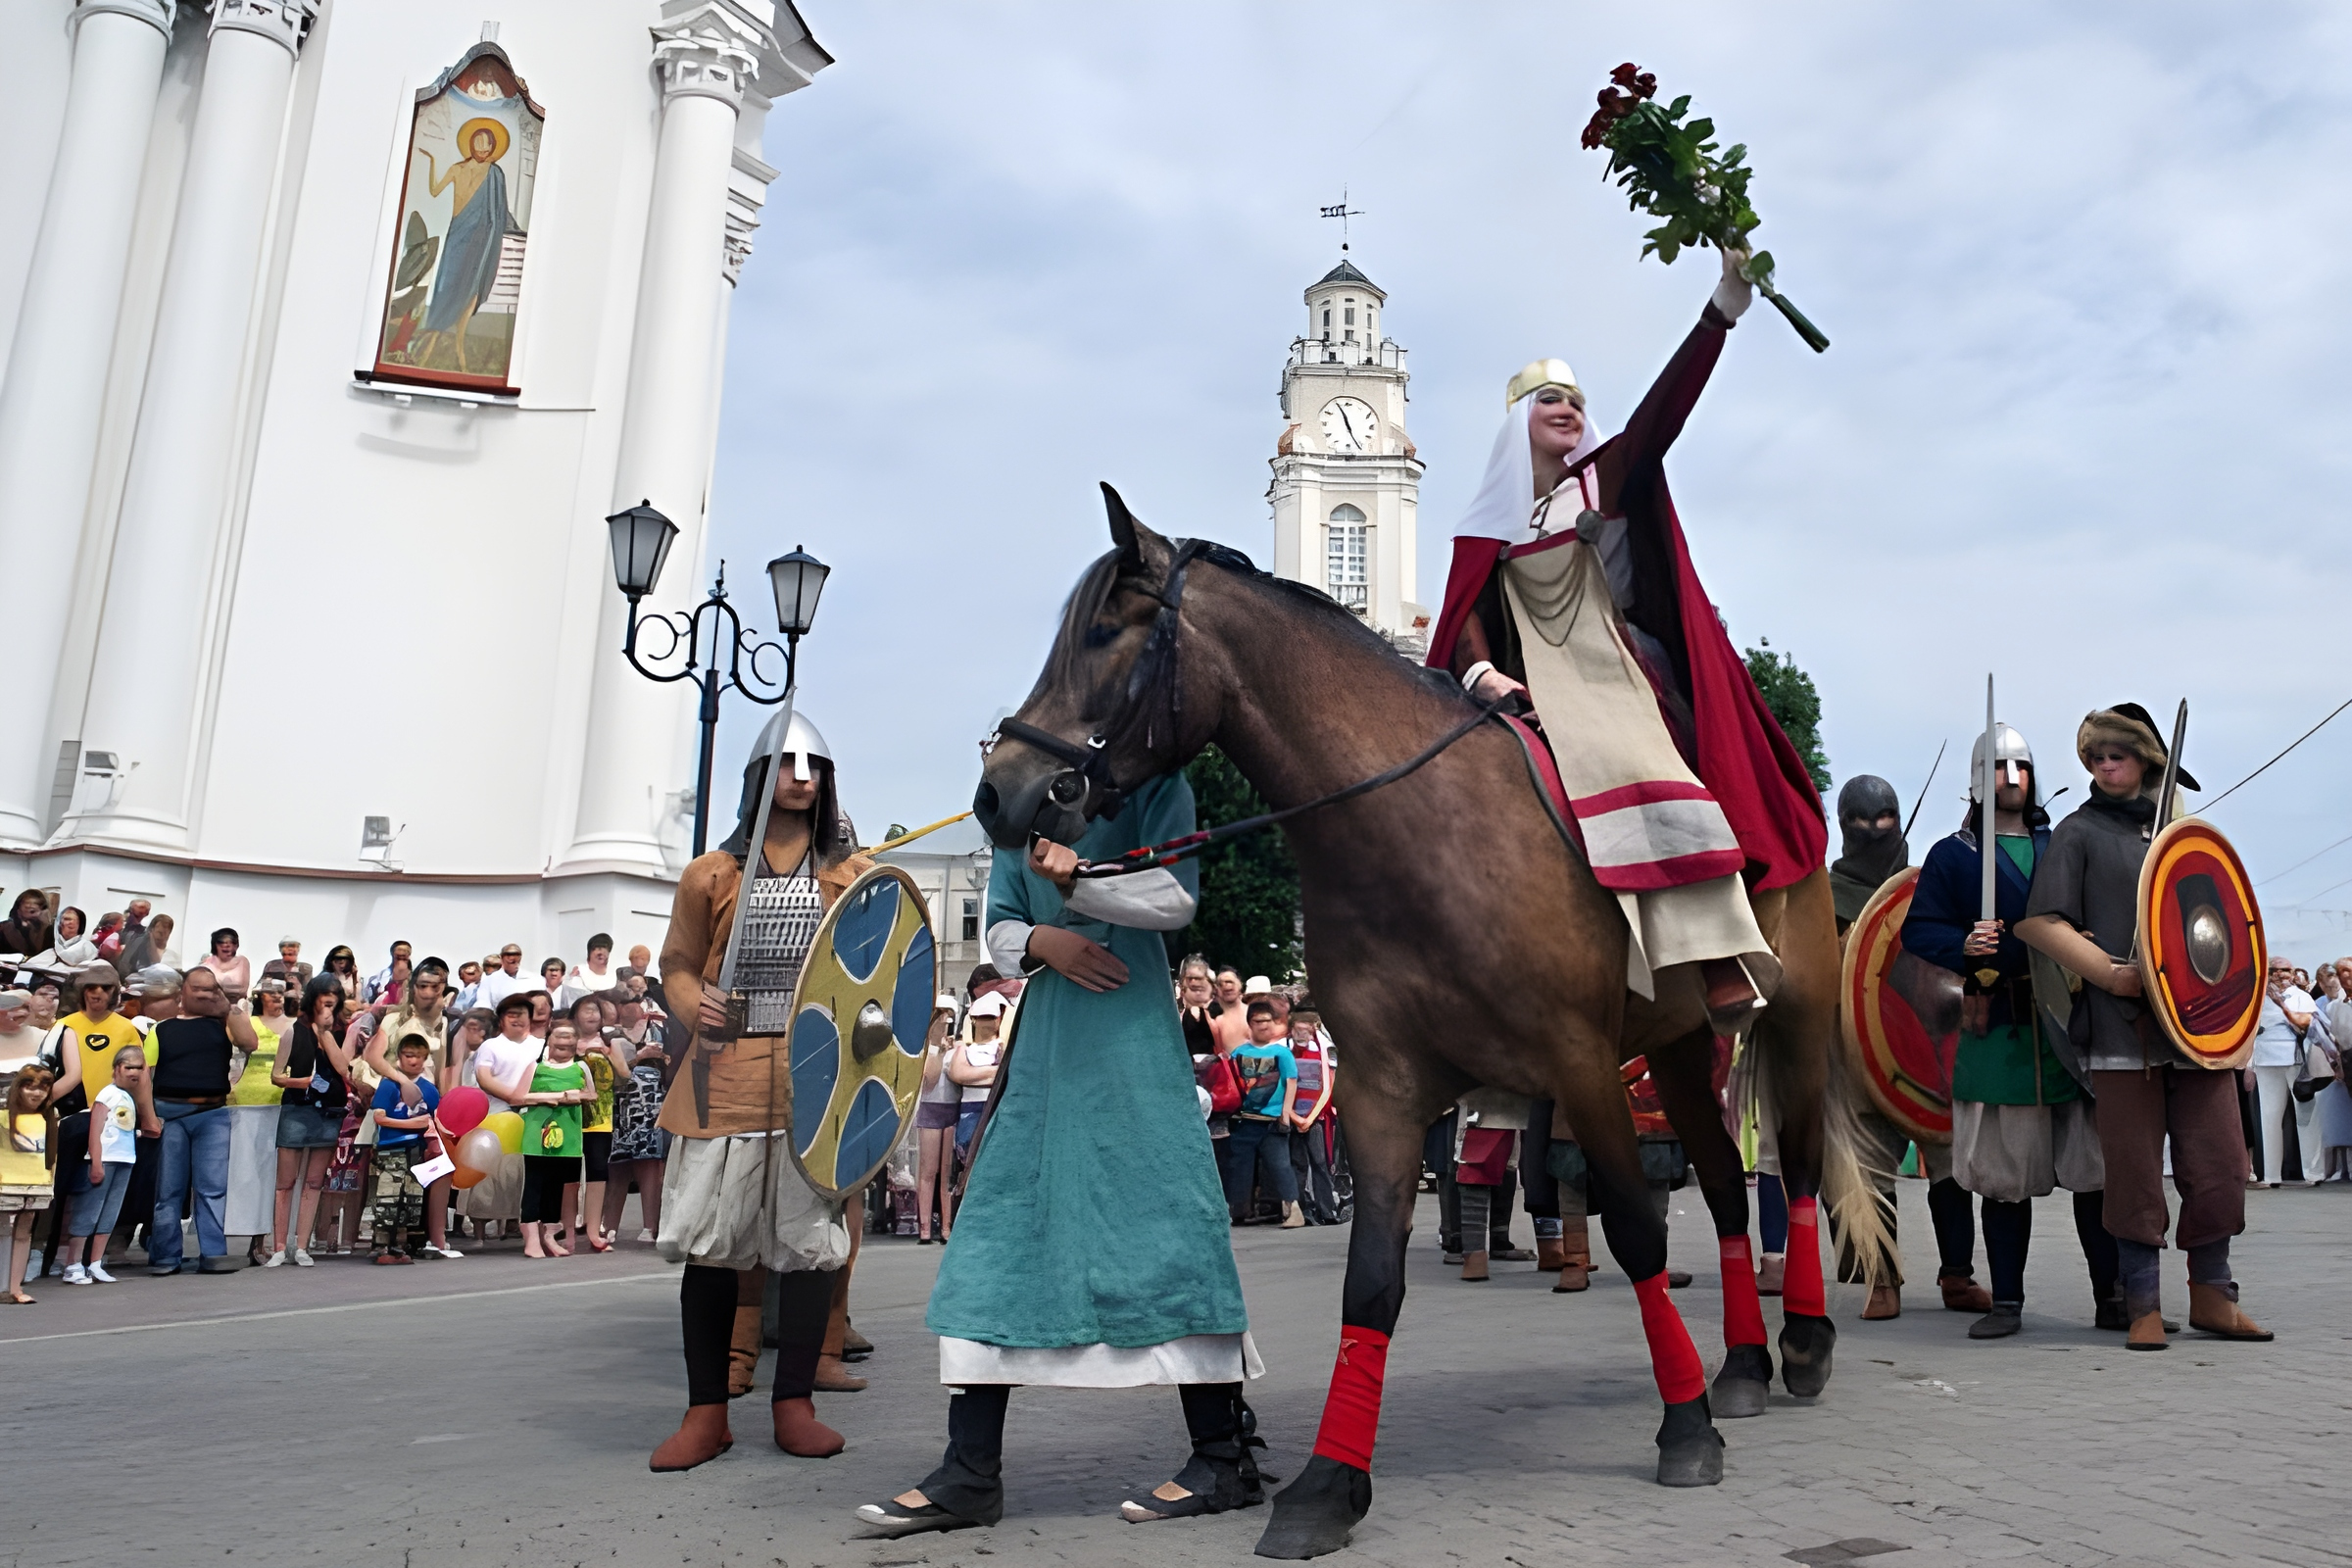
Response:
[784,865,937,1201]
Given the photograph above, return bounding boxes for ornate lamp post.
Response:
[605,501,830,856]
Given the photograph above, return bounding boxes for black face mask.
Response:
[1832,774,1907,886]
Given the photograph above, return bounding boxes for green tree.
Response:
[1171,745,1302,978]
[1744,637,1831,794]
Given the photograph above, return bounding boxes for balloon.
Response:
[450,1163,488,1190]
[481,1111,524,1155]
[438,1086,490,1136]
[456,1126,506,1174]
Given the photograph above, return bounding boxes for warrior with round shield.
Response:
[649,710,878,1470]
[1900,724,2117,1339]
[1827,774,1990,1322]
[2016,704,2270,1348]
[856,767,1271,1539]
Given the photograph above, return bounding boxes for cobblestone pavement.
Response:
[3,1181,2344,1568]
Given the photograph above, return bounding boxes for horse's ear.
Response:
[1102,482,1144,568]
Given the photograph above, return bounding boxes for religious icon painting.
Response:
[371,42,545,394]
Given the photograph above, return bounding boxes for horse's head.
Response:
[973,485,1213,850]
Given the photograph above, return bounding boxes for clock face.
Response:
[1320,397,1378,454]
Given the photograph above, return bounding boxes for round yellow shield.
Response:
[784,865,937,1201]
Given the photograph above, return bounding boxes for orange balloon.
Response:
[450,1163,488,1190]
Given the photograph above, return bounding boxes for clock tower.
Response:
[1268,260,1428,655]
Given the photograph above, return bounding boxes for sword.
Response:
[1975,675,2000,990]
[1901,739,1946,839]
[2155,700,2188,829]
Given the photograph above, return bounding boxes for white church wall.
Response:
[0,7,74,376]
[193,4,679,879]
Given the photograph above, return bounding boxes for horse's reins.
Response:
[1070,690,1517,878]
[992,536,1519,879]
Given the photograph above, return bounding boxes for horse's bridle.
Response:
[988,537,1224,825]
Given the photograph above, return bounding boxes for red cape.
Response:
[1428,470,1826,894]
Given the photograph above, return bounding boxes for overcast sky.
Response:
[707,2,2352,956]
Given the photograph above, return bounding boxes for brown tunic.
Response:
[656,847,876,1139]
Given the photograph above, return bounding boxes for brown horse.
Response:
[974,488,1885,1559]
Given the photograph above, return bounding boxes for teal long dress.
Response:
[925,773,1250,1352]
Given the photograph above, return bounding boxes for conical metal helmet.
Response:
[752,707,833,783]
[1968,722,2035,804]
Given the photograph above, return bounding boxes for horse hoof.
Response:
[1779,1312,1837,1398]
[1253,1454,1370,1559]
[1654,1395,1724,1487]
[1711,1343,1773,1418]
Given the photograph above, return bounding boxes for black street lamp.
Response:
[605,500,829,857]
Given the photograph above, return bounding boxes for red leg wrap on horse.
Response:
[1785,1197,1827,1316]
[1309,1327,1391,1471]
[1632,1271,1707,1404]
[1719,1235,1768,1346]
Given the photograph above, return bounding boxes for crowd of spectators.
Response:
[0,889,680,1300]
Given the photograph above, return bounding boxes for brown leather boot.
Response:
[1861,1284,1901,1320]
[1459,1249,1490,1282]
[650,1404,734,1471]
[814,1353,869,1392]
[1755,1251,1786,1296]
[1554,1215,1592,1293]
[1938,1274,1992,1313]
[2187,1282,2274,1341]
[772,1396,846,1457]
[1537,1235,1568,1271]
[2126,1308,2170,1351]
[727,1304,763,1397]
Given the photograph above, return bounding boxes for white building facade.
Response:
[0,0,830,967]
[1266,259,1428,655]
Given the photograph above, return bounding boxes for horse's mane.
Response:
[1043,539,1462,705]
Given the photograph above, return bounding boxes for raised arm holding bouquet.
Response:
[1584,63,1829,353]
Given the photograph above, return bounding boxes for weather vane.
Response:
[1319,188,1364,252]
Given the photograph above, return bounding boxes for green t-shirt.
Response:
[1952,834,2080,1106]
[523,1060,586,1157]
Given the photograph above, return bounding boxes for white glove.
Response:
[1709,246,1753,323]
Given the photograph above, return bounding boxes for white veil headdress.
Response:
[1451,360,1607,546]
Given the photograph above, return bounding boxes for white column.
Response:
[0,0,176,848]
[64,0,311,855]
[559,16,760,875]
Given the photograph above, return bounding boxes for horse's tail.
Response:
[1742,1007,1900,1291]
[1815,1020,1898,1290]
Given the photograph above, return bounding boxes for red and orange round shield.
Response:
[2136,816,2264,1070]
[1838,867,1965,1144]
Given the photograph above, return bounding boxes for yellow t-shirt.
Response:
[228,1018,283,1106]
[0,1108,49,1192]
[59,1011,143,1109]
[581,1050,615,1134]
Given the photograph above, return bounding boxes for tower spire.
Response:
[1318,189,1363,252]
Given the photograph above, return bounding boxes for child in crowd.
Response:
[62,1045,144,1285]
[949,992,1007,1158]
[1286,1002,1340,1225]
[516,1021,588,1259]
[3,1065,59,1303]
[1222,1001,1302,1227]
[368,1035,442,1264]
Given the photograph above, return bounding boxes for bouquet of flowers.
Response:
[1582,64,1828,353]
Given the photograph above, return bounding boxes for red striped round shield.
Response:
[1838,867,1964,1144]
[2137,816,2265,1070]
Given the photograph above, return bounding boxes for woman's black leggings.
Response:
[518,1154,579,1222]
[682,1262,837,1406]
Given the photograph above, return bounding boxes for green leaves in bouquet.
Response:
[1582,64,1828,352]
[1605,96,1760,267]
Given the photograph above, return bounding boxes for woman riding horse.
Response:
[973,251,1872,1560]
